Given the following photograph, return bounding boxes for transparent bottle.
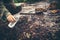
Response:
[8,13,20,28]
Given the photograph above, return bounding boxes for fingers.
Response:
[7,15,16,22]
[11,16,16,22]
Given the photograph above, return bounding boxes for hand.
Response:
[7,15,16,22]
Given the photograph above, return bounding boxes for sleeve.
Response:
[3,0,22,15]
[3,6,11,17]
[1,6,11,22]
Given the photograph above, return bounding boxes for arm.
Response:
[3,0,22,15]
[1,0,18,22]
[2,6,16,22]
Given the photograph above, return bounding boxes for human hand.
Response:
[7,14,16,22]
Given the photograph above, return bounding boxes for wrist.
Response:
[6,13,11,17]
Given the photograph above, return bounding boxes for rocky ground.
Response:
[15,11,60,40]
[0,2,60,40]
